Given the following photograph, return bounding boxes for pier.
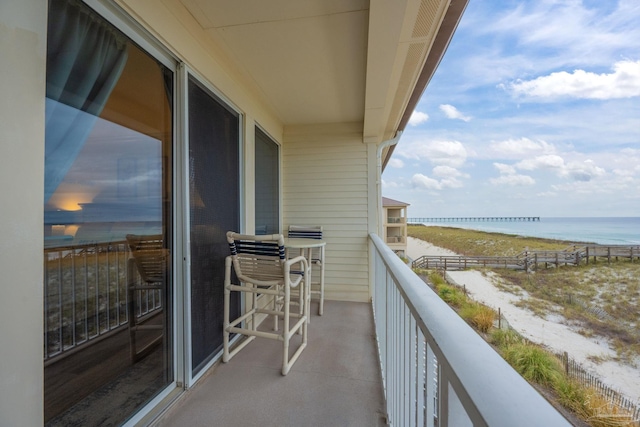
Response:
[408,216,540,223]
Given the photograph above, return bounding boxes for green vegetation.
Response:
[487,329,638,427]
[409,225,640,362]
[430,268,638,425]
[427,270,447,287]
[495,265,640,363]
[408,224,568,256]
[413,227,640,427]
[459,302,496,333]
[437,283,466,307]
[429,271,497,332]
[501,342,564,386]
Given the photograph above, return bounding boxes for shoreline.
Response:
[406,236,640,403]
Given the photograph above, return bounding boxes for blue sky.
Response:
[383,0,640,218]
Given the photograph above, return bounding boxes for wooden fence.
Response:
[412,244,640,271]
[558,351,640,423]
[439,270,640,423]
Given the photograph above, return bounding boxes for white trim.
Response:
[177,62,191,390]
[122,386,182,427]
[83,0,176,70]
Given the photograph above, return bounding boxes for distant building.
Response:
[383,197,410,256]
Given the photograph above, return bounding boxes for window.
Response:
[255,128,280,234]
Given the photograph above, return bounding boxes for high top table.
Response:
[284,237,326,317]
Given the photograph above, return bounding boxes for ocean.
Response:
[417,217,640,245]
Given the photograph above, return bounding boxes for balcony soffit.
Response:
[178,0,458,142]
[180,0,368,126]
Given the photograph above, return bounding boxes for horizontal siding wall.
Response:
[283,124,370,303]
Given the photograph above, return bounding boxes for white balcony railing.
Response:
[386,236,405,244]
[44,242,162,361]
[387,217,406,224]
[369,233,570,427]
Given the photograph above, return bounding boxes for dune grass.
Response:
[426,267,638,426]
[429,271,497,333]
[409,224,640,362]
[413,227,640,426]
[488,328,639,427]
[430,269,638,426]
[408,224,569,257]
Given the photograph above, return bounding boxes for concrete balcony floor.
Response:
[156,301,387,427]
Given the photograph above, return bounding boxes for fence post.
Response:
[563,351,569,376]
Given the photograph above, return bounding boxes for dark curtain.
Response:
[45,0,128,202]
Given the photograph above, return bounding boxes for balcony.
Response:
[156,234,570,426]
[386,236,405,244]
[387,216,406,224]
[156,300,387,426]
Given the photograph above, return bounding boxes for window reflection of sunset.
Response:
[47,182,97,211]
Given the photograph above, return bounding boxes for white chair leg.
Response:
[222,257,232,363]
[319,245,325,315]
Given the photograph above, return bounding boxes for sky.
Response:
[382,0,640,218]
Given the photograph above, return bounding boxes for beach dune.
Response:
[406,236,640,403]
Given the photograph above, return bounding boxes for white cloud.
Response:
[388,158,404,168]
[439,104,472,121]
[432,165,467,178]
[561,159,606,182]
[621,148,640,156]
[440,178,464,188]
[513,155,606,182]
[489,138,556,159]
[412,173,442,190]
[490,174,535,186]
[516,154,565,171]
[493,162,516,175]
[411,170,465,191]
[397,140,468,168]
[613,168,635,177]
[408,111,429,126]
[488,1,640,70]
[537,191,558,198]
[509,60,640,100]
[491,160,535,186]
[381,178,398,188]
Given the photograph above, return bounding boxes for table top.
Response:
[284,237,326,248]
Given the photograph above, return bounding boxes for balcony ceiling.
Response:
[180,0,467,144]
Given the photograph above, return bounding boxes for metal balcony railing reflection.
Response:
[369,233,570,426]
[43,241,162,361]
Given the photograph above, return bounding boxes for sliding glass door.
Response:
[44,0,174,424]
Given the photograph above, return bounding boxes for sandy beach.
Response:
[406,237,640,403]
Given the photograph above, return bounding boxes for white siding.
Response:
[283,123,371,302]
